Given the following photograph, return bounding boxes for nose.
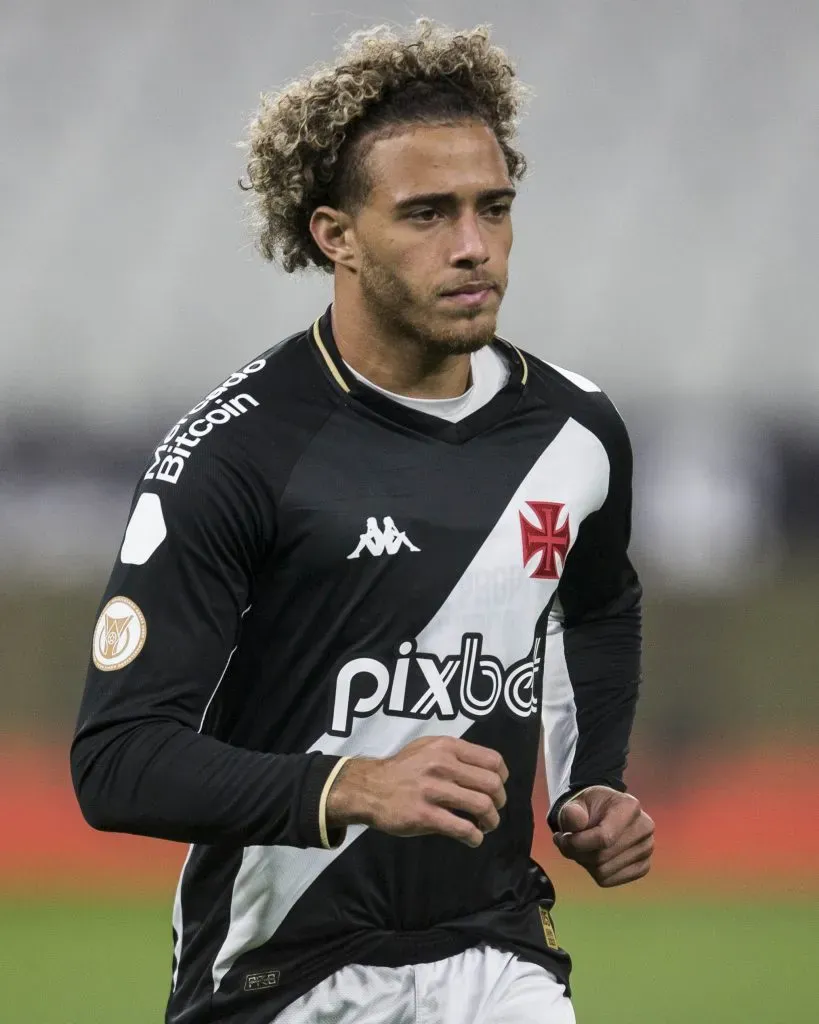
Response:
[450,211,490,266]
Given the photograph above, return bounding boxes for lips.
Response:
[441,285,495,308]
[442,282,495,296]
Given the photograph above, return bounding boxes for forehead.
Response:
[364,121,511,205]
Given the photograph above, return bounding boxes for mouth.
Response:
[440,284,496,308]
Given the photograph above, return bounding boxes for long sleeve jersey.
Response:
[71,305,642,1024]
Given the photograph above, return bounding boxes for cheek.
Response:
[493,222,513,257]
[361,231,443,304]
[385,248,436,300]
[405,243,449,291]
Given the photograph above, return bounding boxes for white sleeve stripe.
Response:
[172,603,251,991]
[541,613,578,812]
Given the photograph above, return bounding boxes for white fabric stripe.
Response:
[546,362,601,393]
[171,844,194,990]
[212,419,609,991]
[171,605,250,991]
[541,603,579,815]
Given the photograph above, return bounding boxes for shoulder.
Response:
[513,345,630,452]
[141,325,339,496]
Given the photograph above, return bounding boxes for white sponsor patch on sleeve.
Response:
[120,492,167,565]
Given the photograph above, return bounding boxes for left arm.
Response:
[541,396,654,886]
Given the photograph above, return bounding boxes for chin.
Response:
[436,313,498,354]
[437,335,494,356]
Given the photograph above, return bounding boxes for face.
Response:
[349,121,515,355]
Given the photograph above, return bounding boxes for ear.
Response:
[310,206,357,270]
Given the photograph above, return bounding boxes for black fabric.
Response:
[70,306,641,1024]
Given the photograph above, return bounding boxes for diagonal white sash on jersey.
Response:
[211,418,609,991]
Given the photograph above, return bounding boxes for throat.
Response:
[343,345,472,400]
[343,344,510,426]
[345,359,475,407]
[331,305,474,399]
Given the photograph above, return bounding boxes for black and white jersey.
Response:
[71,305,641,1024]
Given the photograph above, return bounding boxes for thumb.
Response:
[558,798,590,833]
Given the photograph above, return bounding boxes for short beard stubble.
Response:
[358,250,499,358]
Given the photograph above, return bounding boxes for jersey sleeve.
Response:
[541,396,642,831]
[70,440,345,849]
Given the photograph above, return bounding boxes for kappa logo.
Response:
[144,359,266,486]
[330,634,542,736]
[92,596,147,672]
[519,501,571,580]
[347,516,420,559]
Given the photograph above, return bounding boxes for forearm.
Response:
[70,720,343,848]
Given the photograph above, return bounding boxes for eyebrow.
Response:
[393,187,517,213]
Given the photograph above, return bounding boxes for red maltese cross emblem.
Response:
[519,501,571,579]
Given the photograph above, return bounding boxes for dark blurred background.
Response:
[1,2,817,1022]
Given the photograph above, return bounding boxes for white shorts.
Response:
[272,944,575,1024]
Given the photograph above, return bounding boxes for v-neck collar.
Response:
[310,305,529,444]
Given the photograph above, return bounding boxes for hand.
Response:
[553,786,654,887]
[325,736,508,848]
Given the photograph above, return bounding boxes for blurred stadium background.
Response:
[1,1,817,1021]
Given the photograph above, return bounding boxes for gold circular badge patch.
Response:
[92,596,147,672]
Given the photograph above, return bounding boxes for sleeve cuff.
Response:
[318,756,351,849]
[298,754,349,849]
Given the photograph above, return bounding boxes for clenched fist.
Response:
[325,736,509,848]
[553,786,655,887]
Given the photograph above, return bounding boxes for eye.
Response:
[484,202,512,218]
[409,208,442,222]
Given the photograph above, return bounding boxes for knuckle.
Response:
[484,805,501,827]
[419,781,440,803]
[428,755,454,778]
[477,794,494,816]
[454,818,478,843]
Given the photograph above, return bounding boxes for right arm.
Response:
[72,445,508,851]
[70,449,344,850]
[325,736,509,849]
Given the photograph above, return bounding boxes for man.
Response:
[72,18,653,1024]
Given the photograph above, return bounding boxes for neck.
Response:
[331,293,472,399]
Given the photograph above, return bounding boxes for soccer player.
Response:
[71,18,654,1024]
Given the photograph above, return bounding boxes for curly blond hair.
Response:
[241,18,531,273]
